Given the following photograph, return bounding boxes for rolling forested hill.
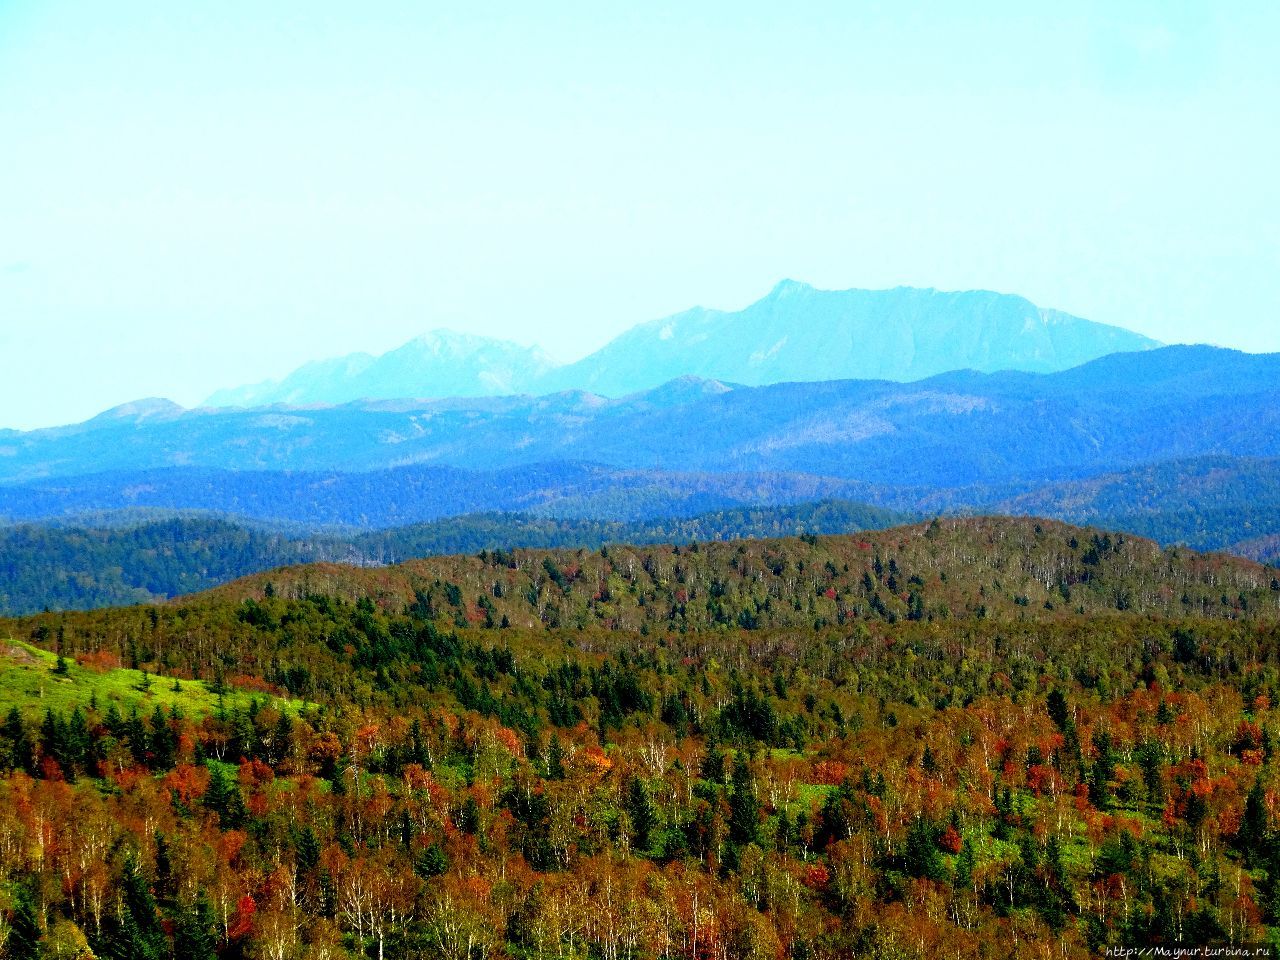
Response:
[205,516,1280,628]
[0,501,909,616]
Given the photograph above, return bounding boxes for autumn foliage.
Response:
[0,522,1275,957]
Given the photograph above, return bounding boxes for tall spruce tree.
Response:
[172,893,218,960]
[728,756,759,846]
[98,853,166,960]
[626,777,657,853]
[1240,777,1269,866]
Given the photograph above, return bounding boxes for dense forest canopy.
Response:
[0,517,1278,957]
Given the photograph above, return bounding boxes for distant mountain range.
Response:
[2,346,1274,490]
[202,282,1160,406]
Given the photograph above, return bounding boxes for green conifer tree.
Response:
[172,893,218,960]
[728,756,759,846]
[7,883,43,960]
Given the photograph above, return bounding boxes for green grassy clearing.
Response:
[0,638,303,718]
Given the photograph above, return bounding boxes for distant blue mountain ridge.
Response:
[0,344,1275,492]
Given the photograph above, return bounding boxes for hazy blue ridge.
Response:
[2,346,1274,495]
[0,462,906,528]
[0,348,1270,492]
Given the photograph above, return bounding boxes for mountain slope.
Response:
[1236,533,1280,564]
[993,456,1280,521]
[989,456,1280,556]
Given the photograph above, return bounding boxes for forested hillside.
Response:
[0,518,348,614]
[0,519,1279,957]
[212,517,1280,629]
[4,454,1280,619]
[1238,534,1280,566]
[992,456,1280,558]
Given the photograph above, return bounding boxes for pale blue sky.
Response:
[1,1,1277,430]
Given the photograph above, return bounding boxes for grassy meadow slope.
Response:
[0,638,302,719]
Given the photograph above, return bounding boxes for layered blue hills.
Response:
[1,344,1275,497]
